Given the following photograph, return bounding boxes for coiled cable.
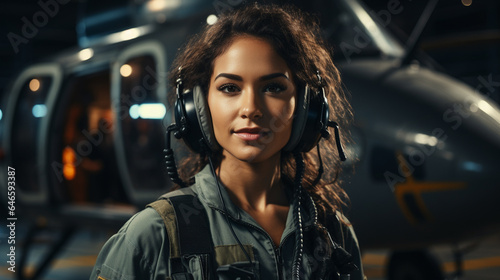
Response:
[292,152,305,280]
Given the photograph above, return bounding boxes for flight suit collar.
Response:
[193,164,242,220]
[193,164,317,230]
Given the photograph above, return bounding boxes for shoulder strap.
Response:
[147,189,215,278]
[321,211,359,277]
[168,194,213,255]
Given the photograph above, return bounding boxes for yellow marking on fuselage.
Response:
[51,255,98,268]
[443,256,500,272]
[394,152,466,225]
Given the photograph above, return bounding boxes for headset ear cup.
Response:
[284,85,329,153]
[193,86,219,152]
[174,86,214,154]
[284,85,310,152]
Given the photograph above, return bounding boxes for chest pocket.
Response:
[172,247,259,280]
[214,244,259,280]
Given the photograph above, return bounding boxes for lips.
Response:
[233,127,268,141]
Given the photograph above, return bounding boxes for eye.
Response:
[218,83,240,94]
[263,82,287,94]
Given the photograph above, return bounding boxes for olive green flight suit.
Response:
[90,165,365,280]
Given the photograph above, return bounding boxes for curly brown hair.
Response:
[168,3,353,221]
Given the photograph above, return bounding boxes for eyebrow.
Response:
[214,72,290,82]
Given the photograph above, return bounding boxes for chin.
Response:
[223,146,281,164]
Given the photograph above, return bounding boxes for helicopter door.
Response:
[112,41,171,207]
[3,64,62,206]
[47,66,130,206]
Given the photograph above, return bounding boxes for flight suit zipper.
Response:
[275,246,283,280]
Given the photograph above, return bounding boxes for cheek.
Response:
[269,100,296,133]
[208,93,231,132]
[284,101,295,121]
[282,98,296,125]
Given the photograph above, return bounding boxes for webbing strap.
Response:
[148,199,181,258]
[169,195,213,255]
[147,194,214,257]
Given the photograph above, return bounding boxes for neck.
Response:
[216,152,288,211]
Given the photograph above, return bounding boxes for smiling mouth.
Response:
[233,128,269,141]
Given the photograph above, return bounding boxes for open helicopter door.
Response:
[112,40,172,208]
[2,63,63,208]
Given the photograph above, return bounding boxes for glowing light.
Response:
[129,103,166,119]
[414,133,438,146]
[478,100,500,124]
[29,79,40,92]
[462,0,472,6]
[146,0,181,12]
[139,103,166,119]
[78,48,94,61]
[462,161,482,172]
[0,109,2,121]
[120,28,142,41]
[63,146,76,180]
[120,64,133,77]
[129,104,140,119]
[32,104,47,118]
[206,14,218,25]
[99,26,152,45]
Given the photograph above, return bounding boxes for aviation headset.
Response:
[169,69,347,158]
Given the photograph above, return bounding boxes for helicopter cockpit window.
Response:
[49,70,125,205]
[11,76,53,194]
[117,54,169,195]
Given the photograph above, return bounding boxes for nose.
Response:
[240,87,263,120]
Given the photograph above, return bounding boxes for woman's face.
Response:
[208,36,296,163]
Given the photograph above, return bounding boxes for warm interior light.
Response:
[120,64,133,77]
[462,0,472,6]
[29,79,40,92]
[63,146,76,181]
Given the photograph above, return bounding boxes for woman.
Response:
[91,3,364,280]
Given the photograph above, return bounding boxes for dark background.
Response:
[0,0,499,102]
